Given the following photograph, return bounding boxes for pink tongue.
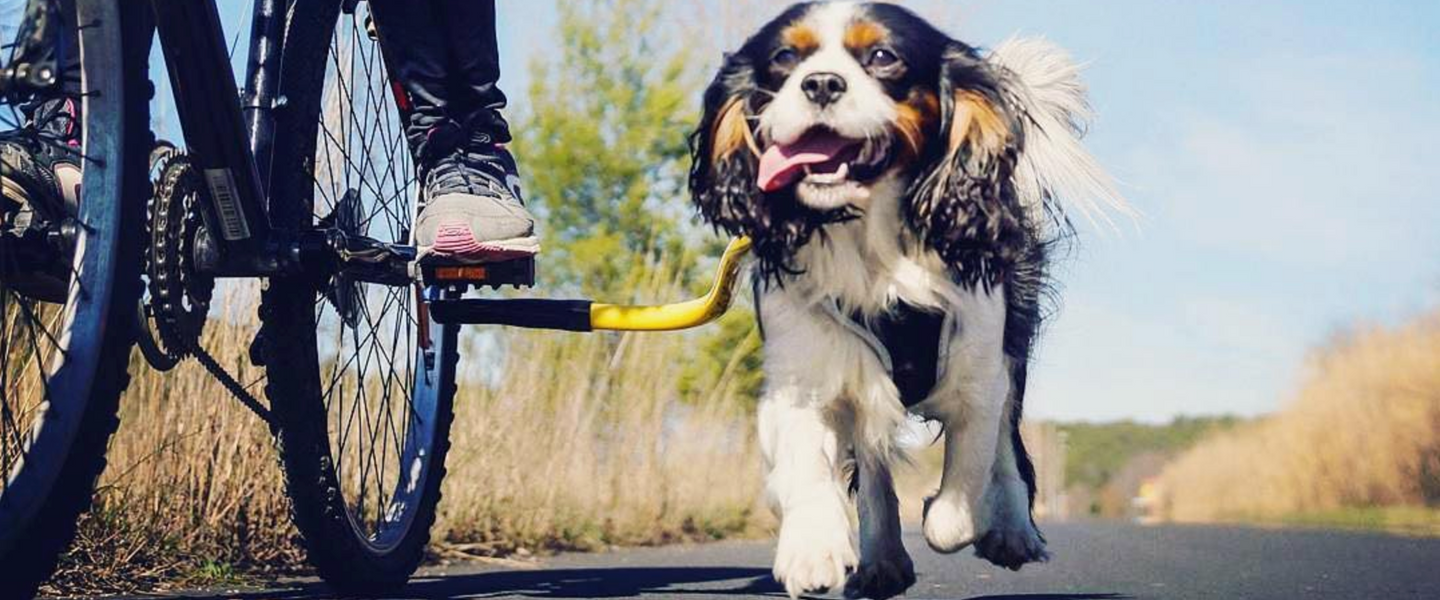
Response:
[757,133,857,192]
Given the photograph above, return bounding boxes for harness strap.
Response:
[827,301,949,408]
[752,273,952,408]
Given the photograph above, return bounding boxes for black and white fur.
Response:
[689,3,1127,599]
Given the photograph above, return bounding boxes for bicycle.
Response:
[0,1,750,597]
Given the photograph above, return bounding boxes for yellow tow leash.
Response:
[589,237,752,331]
[427,238,753,332]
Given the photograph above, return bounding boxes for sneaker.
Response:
[1,98,81,301]
[414,142,539,263]
[1,98,82,234]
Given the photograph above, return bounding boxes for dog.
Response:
[688,3,1128,599]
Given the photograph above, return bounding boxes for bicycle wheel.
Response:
[261,1,457,592]
[0,1,150,597]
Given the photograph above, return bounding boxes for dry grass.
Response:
[46,284,295,595]
[435,261,765,555]
[44,264,763,595]
[1157,310,1440,524]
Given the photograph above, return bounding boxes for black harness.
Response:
[755,275,950,408]
[832,302,950,407]
[847,304,947,407]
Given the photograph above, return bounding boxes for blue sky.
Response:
[950,0,1440,422]
[210,0,1439,423]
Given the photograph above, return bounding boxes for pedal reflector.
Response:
[433,266,488,281]
[420,257,535,288]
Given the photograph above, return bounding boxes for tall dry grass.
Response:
[436,259,764,553]
[46,263,762,595]
[1157,310,1440,523]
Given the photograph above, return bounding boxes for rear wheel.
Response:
[0,1,151,597]
[262,1,457,592]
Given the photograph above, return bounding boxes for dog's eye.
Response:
[867,48,900,68]
[772,47,800,69]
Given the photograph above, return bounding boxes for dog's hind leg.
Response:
[760,386,858,599]
[844,447,915,600]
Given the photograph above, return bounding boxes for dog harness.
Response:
[753,274,956,408]
[825,301,953,407]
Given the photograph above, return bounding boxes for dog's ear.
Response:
[689,52,763,237]
[907,43,1030,287]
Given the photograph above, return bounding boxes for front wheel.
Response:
[260,1,458,592]
[0,0,151,597]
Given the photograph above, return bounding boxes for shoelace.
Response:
[425,146,511,199]
[1,98,78,156]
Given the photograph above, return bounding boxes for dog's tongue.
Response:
[757,132,856,192]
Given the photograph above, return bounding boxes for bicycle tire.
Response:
[0,1,152,597]
[260,1,458,593]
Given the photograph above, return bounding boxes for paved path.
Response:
[106,522,1440,600]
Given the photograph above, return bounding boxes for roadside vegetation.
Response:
[1055,417,1241,517]
[44,0,772,595]
[1157,310,1440,533]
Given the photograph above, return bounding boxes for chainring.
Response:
[140,152,214,367]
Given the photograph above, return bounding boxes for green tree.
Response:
[512,0,697,296]
[512,0,764,406]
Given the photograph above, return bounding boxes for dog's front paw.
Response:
[975,520,1049,571]
[774,505,858,598]
[922,494,981,553]
[843,555,916,600]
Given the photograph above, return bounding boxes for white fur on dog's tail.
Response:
[989,36,1133,228]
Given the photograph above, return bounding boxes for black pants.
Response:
[369,0,510,164]
[17,0,507,163]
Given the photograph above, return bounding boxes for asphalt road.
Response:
[103,522,1440,600]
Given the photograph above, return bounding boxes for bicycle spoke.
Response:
[1,292,27,476]
[0,277,64,481]
[307,8,430,545]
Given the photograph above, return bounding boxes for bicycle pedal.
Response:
[420,256,535,289]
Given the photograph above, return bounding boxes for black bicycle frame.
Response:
[149,0,414,285]
[152,0,274,273]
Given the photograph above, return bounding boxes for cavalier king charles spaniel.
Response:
[688,3,1128,599]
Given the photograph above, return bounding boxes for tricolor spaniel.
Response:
[689,3,1127,599]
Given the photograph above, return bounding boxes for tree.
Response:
[512,0,764,407]
[512,0,698,296]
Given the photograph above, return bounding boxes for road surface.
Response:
[102,522,1440,600]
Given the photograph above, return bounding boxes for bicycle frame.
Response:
[146,0,750,332]
[152,0,275,273]
[152,0,415,283]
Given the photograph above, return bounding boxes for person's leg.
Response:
[367,0,457,165]
[435,0,510,145]
[369,0,536,262]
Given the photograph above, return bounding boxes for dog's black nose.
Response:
[801,72,847,107]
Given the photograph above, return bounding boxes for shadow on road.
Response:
[961,592,1128,595]
[173,566,784,599]
[158,569,1128,600]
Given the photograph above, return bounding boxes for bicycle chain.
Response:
[190,342,272,425]
[143,153,271,424]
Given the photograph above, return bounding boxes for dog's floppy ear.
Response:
[689,52,763,237]
[907,43,1030,287]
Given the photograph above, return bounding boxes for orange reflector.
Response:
[434,266,488,280]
